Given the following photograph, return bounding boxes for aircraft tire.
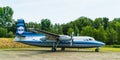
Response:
[52,48,56,52]
[61,47,65,51]
[95,48,99,52]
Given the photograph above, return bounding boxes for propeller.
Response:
[70,32,74,46]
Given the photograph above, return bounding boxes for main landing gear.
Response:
[51,41,59,52]
[61,47,65,51]
[52,47,56,52]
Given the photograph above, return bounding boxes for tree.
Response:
[74,25,79,36]
[7,31,14,38]
[113,18,120,23]
[62,24,70,35]
[62,16,93,35]
[103,17,109,30]
[74,16,93,31]
[56,24,63,34]
[0,6,14,27]
[26,22,40,29]
[106,28,117,45]
[7,19,16,33]
[93,26,107,42]
[0,28,8,37]
[111,20,120,44]
[50,24,63,34]
[67,28,74,35]
[80,26,93,36]
[41,19,51,31]
[94,18,103,29]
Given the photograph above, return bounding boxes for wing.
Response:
[28,28,60,40]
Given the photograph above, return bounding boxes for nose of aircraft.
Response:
[96,41,105,46]
[100,42,105,46]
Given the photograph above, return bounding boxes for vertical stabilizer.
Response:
[16,19,27,35]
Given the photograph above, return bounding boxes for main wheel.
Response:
[52,48,56,52]
[61,47,65,51]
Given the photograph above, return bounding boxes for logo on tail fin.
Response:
[18,26,24,34]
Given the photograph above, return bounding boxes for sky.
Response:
[0,0,120,24]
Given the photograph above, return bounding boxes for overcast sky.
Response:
[0,0,120,24]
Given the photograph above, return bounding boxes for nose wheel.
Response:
[95,47,99,52]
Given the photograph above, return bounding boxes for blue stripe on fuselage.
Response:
[16,40,103,45]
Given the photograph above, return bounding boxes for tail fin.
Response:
[16,19,27,35]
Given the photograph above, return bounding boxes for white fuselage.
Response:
[14,36,105,48]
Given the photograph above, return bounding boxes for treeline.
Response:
[62,17,120,45]
[26,17,120,45]
[0,6,120,45]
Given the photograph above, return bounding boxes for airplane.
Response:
[14,19,105,52]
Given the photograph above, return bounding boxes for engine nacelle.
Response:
[40,36,46,41]
[59,35,71,41]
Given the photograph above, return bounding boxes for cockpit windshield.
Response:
[88,37,95,41]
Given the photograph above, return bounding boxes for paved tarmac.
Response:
[0,48,120,60]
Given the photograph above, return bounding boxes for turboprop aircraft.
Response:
[14,19,105,52]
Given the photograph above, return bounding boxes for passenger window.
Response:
[84,39,88,41]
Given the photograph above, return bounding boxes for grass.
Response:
[0,47,120,52]
[0,38,34,48]
[88,46,120,52]
[100,47,120,52]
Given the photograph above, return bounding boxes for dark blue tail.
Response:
[16,19,27,35]
[16,19,45,37]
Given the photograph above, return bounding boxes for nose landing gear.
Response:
[95,47,99,52]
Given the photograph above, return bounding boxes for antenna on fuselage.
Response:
[77,33,79,36]
[70,32,74,46]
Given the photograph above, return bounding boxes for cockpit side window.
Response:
[89,38,92,41]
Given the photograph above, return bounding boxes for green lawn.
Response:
[100,47,120,52]
[0,47,120,52]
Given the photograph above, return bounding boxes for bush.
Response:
[0,28,14,38]
[7,31,14,38]
[0,28,8,37]
[112,45,120,48]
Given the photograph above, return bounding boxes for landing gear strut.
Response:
[61,47,65,51]
[95,47,99,52]
[51,41,59,52]
[52,47,56,52]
